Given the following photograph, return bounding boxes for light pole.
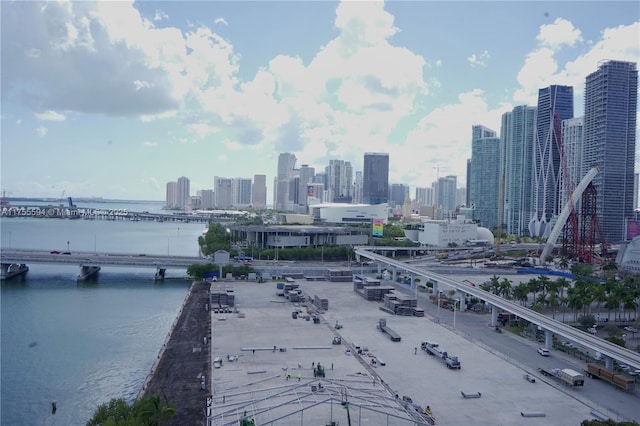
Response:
[437,291,443,323]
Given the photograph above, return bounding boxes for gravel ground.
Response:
[141,281,211,426]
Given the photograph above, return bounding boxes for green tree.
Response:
[87,395,175,426]
[134,394,176,426]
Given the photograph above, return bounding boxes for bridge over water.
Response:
[0,249,210,281]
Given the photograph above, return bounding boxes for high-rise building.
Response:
[233,178,252,208]
[530,85,574,237]
[165,181,177,209]
[354,171,363,204]
[198,189,214,210]
[389,184,409,209]
[214,177,233,209]
[438,175,457,212]
[583,60,638,243]
[469,125,500,229]
[274,153,296,211]
[363,152,389,205]
[252,174,267,209]
[560,117,584,212]
[415,187,433,207]
[501,106,537,236]
[298,165,315,209]
[176,176,190,210]
[327,160,353,202]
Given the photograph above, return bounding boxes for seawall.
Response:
[140,281,211,425]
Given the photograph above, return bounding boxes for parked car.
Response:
[587,327,597,334]
[537,347,550,356]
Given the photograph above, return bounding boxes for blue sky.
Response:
[1,1,638,201]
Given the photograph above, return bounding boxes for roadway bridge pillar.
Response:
[456,290,467,311]
[155,267,166,281]
[604,356,614,370]
[490,305,498,327]
[77,266,100,281]
[1,263,29,280]
[391,267,397,282]
[544,330,553,349]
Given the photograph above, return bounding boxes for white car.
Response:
[587,327,597,334]
[537,347,550,356]
[629,369,640,376]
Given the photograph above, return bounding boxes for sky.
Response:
[1,1,639,202]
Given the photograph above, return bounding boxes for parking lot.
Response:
[207,278,598,425]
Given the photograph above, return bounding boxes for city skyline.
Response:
[1,1,638,201]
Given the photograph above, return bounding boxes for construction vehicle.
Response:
[314,362,325,378]
[584,363,635,391]
[377,318,401,342]
[421,341,461,369]
[537,367,584,386]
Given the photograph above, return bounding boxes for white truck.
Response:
[538,367,584,386]
[421,341,461,369]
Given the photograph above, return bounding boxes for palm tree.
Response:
[512,283,530,306]
[135,394,176,426]
[527,277,541,304]
[498,278,513,299]
[558,257,569,270]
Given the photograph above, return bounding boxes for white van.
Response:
[213,357,222,368]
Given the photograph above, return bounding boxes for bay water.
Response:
[1,201,206,425]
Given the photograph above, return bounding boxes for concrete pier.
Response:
[77,266,100,281]
[1,263,29,280]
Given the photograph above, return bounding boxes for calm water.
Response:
[1,202,206,425]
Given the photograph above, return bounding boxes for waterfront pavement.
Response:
[141,281,212,425]
[206,278,604,426]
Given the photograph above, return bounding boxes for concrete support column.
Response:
[155,267,166,281]
[604,356,614,370]
[457,291,467,311]
[77,265,100,281]
[490,305,498,327]
[392,267,397,282]
[1,263,29,280]
[544,330,553,349]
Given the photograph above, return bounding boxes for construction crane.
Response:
[58,190,66,207]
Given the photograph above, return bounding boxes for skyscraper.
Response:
[583,60,638,243]
[389,184,409,209]
[530,85,574,237]
[252,174,267,209]
[165,181,177,209]
[214,177,233,209]
[298,164,315,209]
[176,176,190,210]
[233,178,252,208]
[560,117,584,212]
[363,153,389,205]
[327,160,353,203]
[469,125,500,229]
[438,175,457,212]
[501,106,536,236]
[274,153,296,211]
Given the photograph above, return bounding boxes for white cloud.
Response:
[514,20,638,105]
[467,50,490,68]
[537,18,583,49]
[35,126,48,137]
[142,141,158,147]
[34,111,66,121]
[153,10,168,22]
[214,17,228,26]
